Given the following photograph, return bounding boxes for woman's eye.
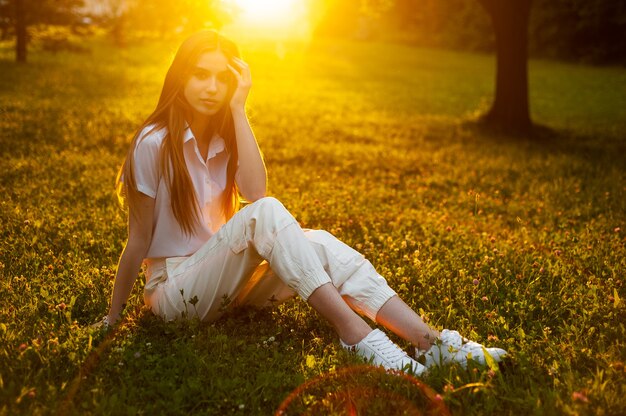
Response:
[217,73,230,83]
[194,71,209,80]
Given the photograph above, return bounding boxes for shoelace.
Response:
[368,334,409,364]
[441,330,464,350]
[440,332,487,358]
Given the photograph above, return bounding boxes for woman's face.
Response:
[183,50,232,117]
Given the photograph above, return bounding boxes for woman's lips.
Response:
[201,99,219,105]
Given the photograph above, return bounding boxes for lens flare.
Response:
[276,365,450,415]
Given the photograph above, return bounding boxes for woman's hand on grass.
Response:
[90,315,112,330]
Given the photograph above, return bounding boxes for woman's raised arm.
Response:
[228,57,267,202]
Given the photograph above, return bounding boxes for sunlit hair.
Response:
[116,30,241,236]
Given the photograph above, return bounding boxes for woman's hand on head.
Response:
[227,57,252,111]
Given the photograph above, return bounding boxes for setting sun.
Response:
[225,0,311,40]
[235,0,302,22]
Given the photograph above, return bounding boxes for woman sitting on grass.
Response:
[104,30,506,375]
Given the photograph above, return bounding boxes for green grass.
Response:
[0,34,625,415]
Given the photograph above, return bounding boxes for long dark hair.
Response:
[117,30,241,235]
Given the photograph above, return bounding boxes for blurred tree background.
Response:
[0,0,84,62]
[312,0,626,132]
[0,0,233,61]
[315,0,626,64]
[2,0,624,64]
[1,0,623,131]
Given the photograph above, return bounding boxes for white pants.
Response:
[143,197,396,323]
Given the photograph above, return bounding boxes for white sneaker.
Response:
[341,329,426,375]
[418,329,507,369]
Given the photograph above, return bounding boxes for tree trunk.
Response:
[15,0,27,62]
[478,0,532,133]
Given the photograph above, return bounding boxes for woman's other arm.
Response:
[228,57,267,202]
[231,107,267,201]
[107,193,155,325]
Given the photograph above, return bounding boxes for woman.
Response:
[105,30,506,375]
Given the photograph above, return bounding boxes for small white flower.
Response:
[238,404,245,410]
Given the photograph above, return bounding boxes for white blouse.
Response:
[132,124,230,259]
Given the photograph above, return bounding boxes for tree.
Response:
[314,0,534,132]
[475,0,533,132]
[0,0,83,62]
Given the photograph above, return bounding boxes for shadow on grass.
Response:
[460,118,626,173]
[61,302,338,415]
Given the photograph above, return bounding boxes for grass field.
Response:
[1,34,625,415]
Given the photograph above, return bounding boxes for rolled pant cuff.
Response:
[296,272,332,301]
[363,285,397,322]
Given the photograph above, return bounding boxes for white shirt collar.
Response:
[183,125,227,159]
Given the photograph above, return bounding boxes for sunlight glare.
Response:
[235,0,301,22]
[226,0,311,40]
